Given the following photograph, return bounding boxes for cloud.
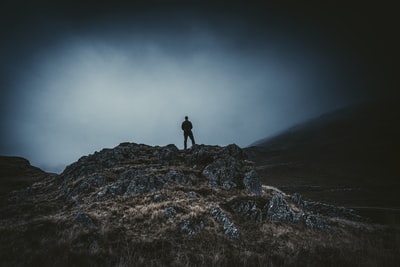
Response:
[0,7,372,172]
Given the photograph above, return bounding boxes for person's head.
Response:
[185,116,188,120]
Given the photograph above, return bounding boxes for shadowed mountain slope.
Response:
[0,156,49,197]
[245,100,400,223]
[2,143,398,266]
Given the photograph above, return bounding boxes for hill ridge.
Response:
[0,142,397,266]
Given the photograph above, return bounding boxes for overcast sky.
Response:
[0,1,397,172]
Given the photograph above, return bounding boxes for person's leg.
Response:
[184,133,188,150]
[189,132,195,146]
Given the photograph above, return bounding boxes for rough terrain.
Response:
[245,101,400,225]
[1,143,399,266]
[0,156,48,196]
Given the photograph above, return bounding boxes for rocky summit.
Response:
[0,143,398,266]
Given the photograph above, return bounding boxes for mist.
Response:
[0,2,383,172]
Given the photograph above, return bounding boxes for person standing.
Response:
[181,116,195,150]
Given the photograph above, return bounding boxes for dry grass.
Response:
[4,143,399,266]
[1,180,400,267]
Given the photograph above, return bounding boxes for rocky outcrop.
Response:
[56,143,362,233]
[267,193,327,230]
[61,143,262,202]
[0,142,371,267]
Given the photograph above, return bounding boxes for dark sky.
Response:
[0,1,397,172]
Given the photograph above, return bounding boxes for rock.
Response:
[291,193,302,205]
[243,169,262,195]
[222,144,247,160]
[266,193,330,229]
[56,143,352,232]
[189,145,216,165]
[179,219,204,236]
[65,175,107,200]
[203,157,241,190]
[61,143,147,181]
[200,144,260,193]
[159,144,180,160]
[164,170,191,185]
[60,143,262,200]
[97,182,127,200]
[304,214,328,230]
[210,207,239,239]
[122,170,164,196]
[266,193,302,223]
[56,142,355,233]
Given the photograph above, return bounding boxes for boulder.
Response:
[210,207,239,239]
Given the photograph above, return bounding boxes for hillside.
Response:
[244,100,400,223]
[0,156,49,197]
[1,143,400,266]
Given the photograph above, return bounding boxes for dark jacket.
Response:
[181,120,193,133]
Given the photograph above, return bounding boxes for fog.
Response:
[0,3,385,172]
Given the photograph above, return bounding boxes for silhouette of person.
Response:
[181,116,195,150]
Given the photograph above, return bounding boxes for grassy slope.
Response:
[1,142,400,266]
[1,179,400,267]
[0,156,48,196]
[244,100,400,224]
